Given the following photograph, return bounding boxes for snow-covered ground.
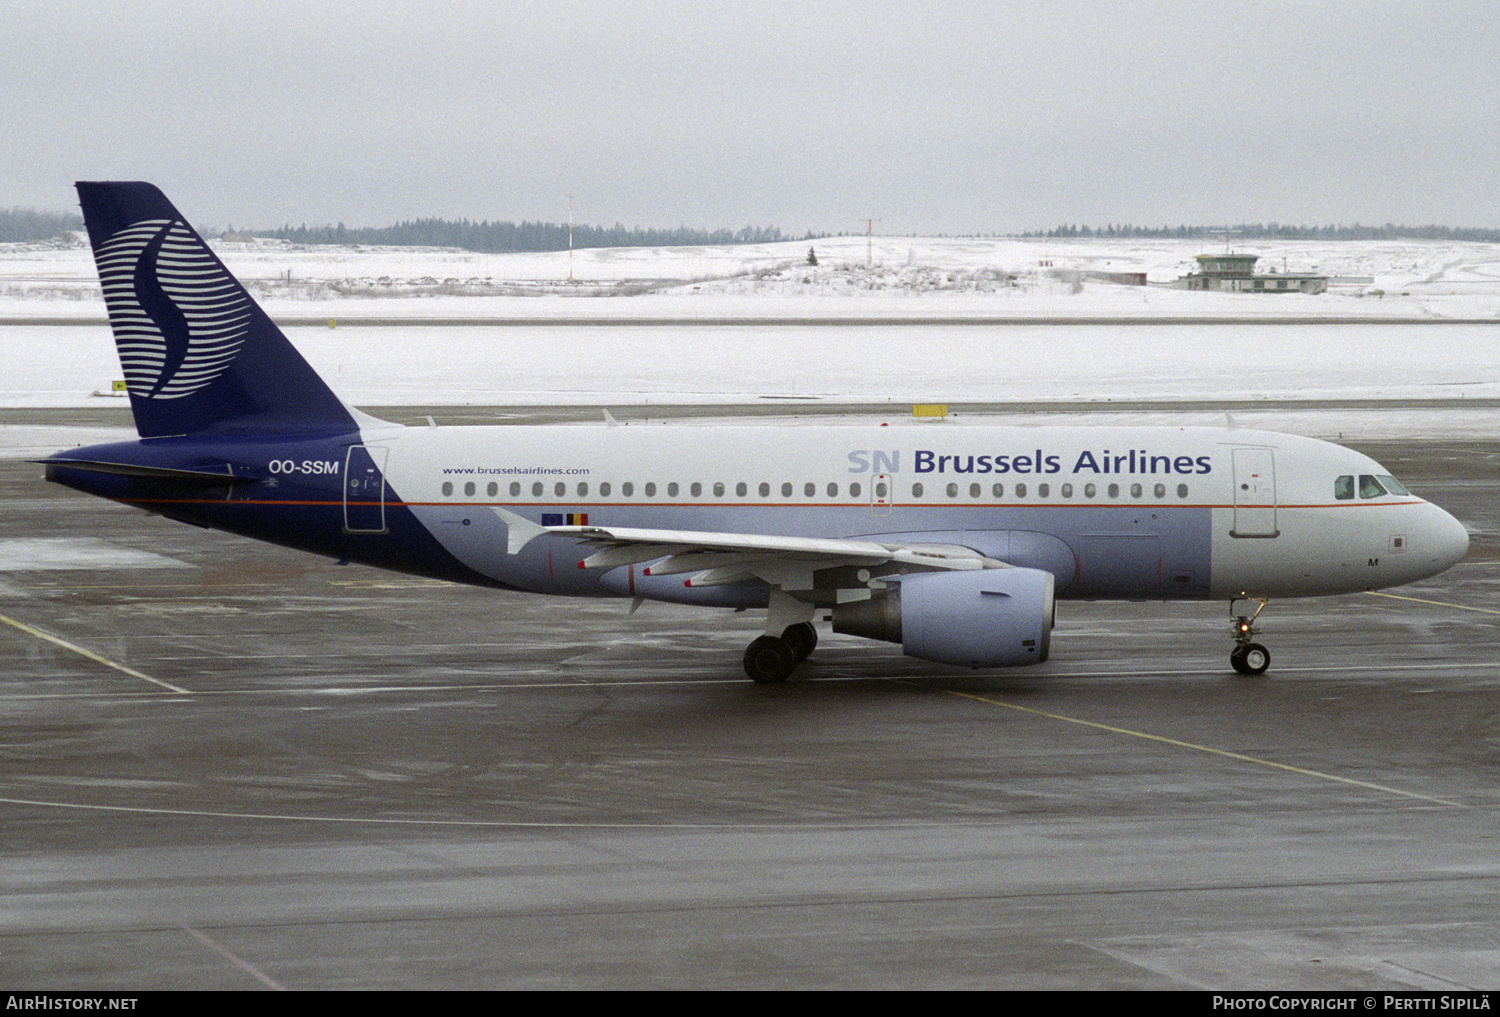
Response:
[2,233,1496,453]
[5,233,1500,320]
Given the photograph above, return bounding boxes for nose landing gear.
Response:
[1230,598,1271,675]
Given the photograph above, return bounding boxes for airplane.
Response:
[42,182,1471,683]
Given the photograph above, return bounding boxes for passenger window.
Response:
[510,481,521,497]
[827,483,838,497]
[599,482,611,497]
[1154,483,1166,498]
[464,482,475,496]
[622,482,634,496]
[442,482,453,497]
[1359,474,1388,499]
[992,483,1004,497]
[1084,483,1096,498]
[554,482,565,497]
[875,481,887,498]
[912,483,924,497]
[1334,475,1354,500]
[1177,483,1189,498]
[532,482,543,497]
[1130,483,1142,498]
[804,482,815,497]
[946,482,958,498]
[689,482,701,497]
[781,482,793,497]
[1015,483,1027,497]
[1037,483,1049,497]
[713,482,724,497]
[668,482,680,497]
[1061,483,1073,498]
[970,483,981,498]
[644,482,656,497]
[849,482,862,497]
[577,482,588,496]
[758,482,770,497]
[487,482,497,497]
[736,482,747,497]
[1107,483,1119,498]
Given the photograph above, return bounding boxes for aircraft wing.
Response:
[493,506,1003,594]
[554,523,1004,593]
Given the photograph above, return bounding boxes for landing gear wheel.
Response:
[1229,599,1271,676]
[744,636,797,684]
[1230,643,1270,676]
[781,622,817,661]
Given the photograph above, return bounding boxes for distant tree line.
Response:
[0,207,83,242]
[256,218,821,252]
[1027,222,1500,243]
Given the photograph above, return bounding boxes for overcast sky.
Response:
[4,0,1498,234]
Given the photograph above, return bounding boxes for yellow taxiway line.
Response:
[945,689,1466,809]
[0,610,188,694]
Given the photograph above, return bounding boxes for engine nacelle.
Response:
[832,567,1054,668]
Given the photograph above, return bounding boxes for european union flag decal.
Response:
[542,513,588,526]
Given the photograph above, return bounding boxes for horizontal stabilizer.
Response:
[40,459,254,485]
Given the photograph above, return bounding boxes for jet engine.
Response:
[831,567,1054,668]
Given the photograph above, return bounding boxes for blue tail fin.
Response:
[76,182,359,438]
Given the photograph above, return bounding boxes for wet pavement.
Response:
[1,414,1497,989]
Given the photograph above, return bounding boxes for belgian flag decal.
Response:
[542,513,588,526]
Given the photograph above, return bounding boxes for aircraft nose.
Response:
[1424,503,1470,572]
[1439,508,1470,567]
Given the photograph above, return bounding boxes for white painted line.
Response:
[181,925,286,991]
[2,660,1497,702]
[0,794,821,828]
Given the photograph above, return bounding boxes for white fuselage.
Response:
[344,422,1468,602]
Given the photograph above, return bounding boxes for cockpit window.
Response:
[1334,475,1354,500]
[1359,474,1388,499]
[1377,474,1410,496]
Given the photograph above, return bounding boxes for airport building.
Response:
[1175,253,1328,293]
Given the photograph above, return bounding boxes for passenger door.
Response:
[1231,447,1278,538]
[344,445,389,534]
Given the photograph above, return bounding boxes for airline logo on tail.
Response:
[94,218,252,400]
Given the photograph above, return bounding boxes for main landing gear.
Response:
[1230,598,1271,675]
[744,622,817,684]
